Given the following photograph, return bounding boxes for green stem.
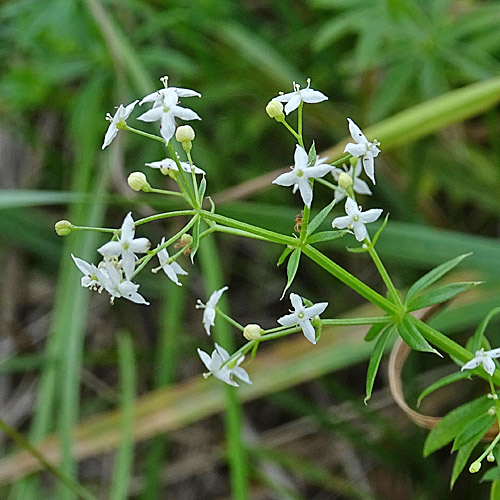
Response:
[149,187,187,200]
[167,142,196,207]
[299,202,311,245]
[330,154,351,167]
[124,125,165,144]
[70,225,117,234]
[316,177,342,193]
[134,210,196,226]
[278,117,301,142]
[216,308,245,332]
[297,102,304,148]
[367,244,402,306]
[0,417,98,500]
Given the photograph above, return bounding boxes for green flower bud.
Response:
[487,452,495,463]
[338,172,353,189]
[243,324,263,341]
[266,99,284,120]
[127,172,151,192]
[176,125,195,152]
[469,461,481,473]
[54,219,73,236]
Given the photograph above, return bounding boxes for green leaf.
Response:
[404,253,472,305]
[424,395,491,456]
[306,230,348,245]
[482,466,500,483]
[397,317,438,354]
[276,246,294,267]
[491,481,500,500]
[451,432,483,488]
[417,371,471,407]
[364,321,389,342]
[190,217,201,262]
[281,248,301,299]
[308,142,317,165]
[407,281,481,311]
[453,412,495,450]
[307,199,337,236]
[365,325,395,403]
[370,213,389,248]
[198,176,207,203]
[470,307,500,352]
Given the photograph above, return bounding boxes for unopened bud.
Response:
[488,407,496,416]
[266,99,284,120]
[243,324,263,341]
[338,172,353,189]
[55,220,73,236]
[175,233,193,249]
[128,172,151,192]
[469,461,481,473]
[176,125,195,152]
[487,452,495,463]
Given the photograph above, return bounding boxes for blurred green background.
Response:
[1,0,500,498]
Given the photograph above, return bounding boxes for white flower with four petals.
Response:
[277,293,328,345]
[344,118,380,185]
[140,75,201,106]
[145,157,205,176]
[152,237,188,286]
[332,197,382,242]
[461,348,500,376]
[275,79,328,115]
[98,213,151,279]
[272,145,332,208]
[196,286,229,336]
[197,343,252,387]
[99,260,149,305]
[102,100,139,150]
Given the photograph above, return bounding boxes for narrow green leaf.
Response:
[491,481,500,500]
[277,246,294,267]
[370,213,389,248]
[424,395,491,456]
[451,433,483,489]
[306,230,348,245]
[307,199,337,236]
[417,371,471,408]
[308,142,317,165]
[198,176,207,203]
[365,325,395,403]
[190,217,201,262]
[453,412,495,450]
[398,318,438,354]
[364,321,389,342]
[407,281,481,311]
[404,253,472,305]
[281,248,302,299]
[471,307,500,352]
[482,466,500,483]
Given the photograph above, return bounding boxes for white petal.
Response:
[360,208,382,224]
[362,154,376,184]
[214,343,231,361]
[344,197,359,216]
[203,308,216,335]
[102,124,118,149]
[71,254,94,276]
[207,286,229,307]
[145,160,166,170]
[284,94,302,114]
[347,118,368,145]
[486,348,500,358]
[123,100,139,119]
[197,348,212,370]
[297,178,313,208]
[306,165,332,179]
[332,215,352,229]
[344,143,367,157]
[300,319,316,344]
[290,293,303,311]
[173,87,201,98]
[304,302,328,318]
[275,91,294,103]
[483,357,496,376]
[461,358,481,371]
[163,264,182,286]
[353,178,372,196]
[129,237,151,253]
[173,105,201,121]
[160,113,176,144]
[137,107,164,122]
[353,221,367,242]
[98,241,122,257]
[233,366,252,385]
[277,312,298,326]
[139,91,162,105]
[294,145,308,170]
[214,369,239,387]
[300,88,328,104]
[272,171,297,187]
[121,212,136,241]
[121,252,136,279]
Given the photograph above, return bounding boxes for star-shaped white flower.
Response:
[461,348,500,376]
[98,213,151,279]
[71,254,107,290]
[277,293,328,344]
[344,118,380,185]
[145,157,205,176]
[102,100,139,150]
[275,78,328,115]
[197,343,252,387]
[196,286,228,336]
[272,145,332,208]
[332,197,382,242]
[99,260,149,305]
[139,75,201,106]
[137,88,201,144]
[151,237,188,286]
[331,162,372,204]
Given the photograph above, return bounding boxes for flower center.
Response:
[123,242,130,250]
[296,169,304,178]
[353,215,360,222]
[298,312,305,319]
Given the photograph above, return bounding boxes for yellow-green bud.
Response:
[469,461,481,473]
[176,125,195,152]
[127,172,151,192]
[243,324,263,341]
[54,220,73,236]
[338,172,353,190]
[266,99,284,120]
[487,452,495,463]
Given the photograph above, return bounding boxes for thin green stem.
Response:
[216,308,245,332]
[70,225,117,234]
[278,117,301,142]
[124,125,165,144]
[134,210,196,226]
[316,177,342,192]
[330,154,351,167]
[367,244,402,306]
[149,187,187,200]
[299,202,311,245]
[0,417,98,500]
[297,102,304,148]
[167,142,196,206]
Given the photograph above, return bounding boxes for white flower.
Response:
[461,348,500,376]
[277,293,328,344]
[139,75,201,106]
[102,100,138,150]
[137,88,201,144]
[145,157,205,176]
[272,145,332,208]
[196,286,228,336]
[71,254,107,290]
[344,118,380,185]
[331,162,372,204]
[151,237,188,286]
[98,212,151,279]
[275,78,328,115]
[99,260,149,305]
[332,197,382,242]
[197,343,252,387]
